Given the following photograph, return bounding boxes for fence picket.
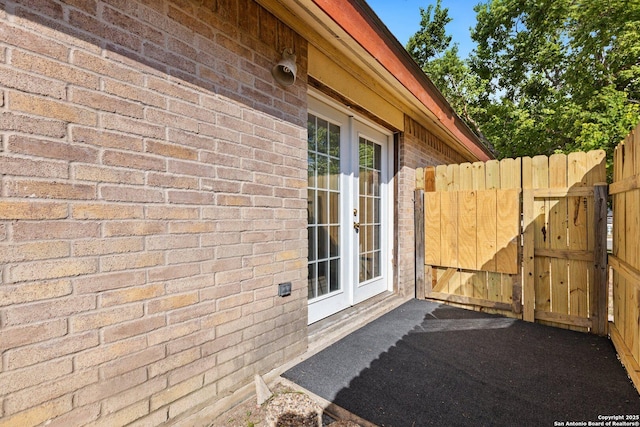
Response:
[613,143,627,340]
[435,164,447,191]
[567,152,589,324]
[460,162,473,189]
[500,158,521,306]
[458,163,476,296]
[477,190,497,273]
[532,155,551,315]
[472,161,485,190]
[522,157,535,319]
[549,154,569,319]
[425,166,436,192]
[459,191,477,271]
[424,191,441,266]
[621,141,636,353]
[587,150,607,335]
[486,160,500,189]
[500,157,521,189]
[496,189,520,275]
[632,131,640,364]
[484,161,503,301]
[440,191,458,270]
[447,164,459,191]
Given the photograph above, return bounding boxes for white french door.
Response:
[307,95,393,324]
[352,120,390,304]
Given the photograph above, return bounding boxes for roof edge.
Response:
[311,0,493,161]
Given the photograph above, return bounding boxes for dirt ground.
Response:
[207,383,339,427]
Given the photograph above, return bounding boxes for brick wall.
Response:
[396,115,463,297]
[0,0,308,425]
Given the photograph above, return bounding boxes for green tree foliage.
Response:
[406,0,452,65]
[407,0,640,172]
[406,1,488,142]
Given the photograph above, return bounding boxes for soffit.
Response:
[256,0,492,162]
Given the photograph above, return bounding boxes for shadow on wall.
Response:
[2,0,308,127]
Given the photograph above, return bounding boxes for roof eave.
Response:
[312,0,493,161]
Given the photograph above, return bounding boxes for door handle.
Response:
[353,222,360,231]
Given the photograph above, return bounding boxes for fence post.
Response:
[522,189,535,322]
[415,189,425,299]
[592,184,609,335]
[512,207,523,315]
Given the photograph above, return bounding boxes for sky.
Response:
[365,0,482,59]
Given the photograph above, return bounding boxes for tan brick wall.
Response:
[0,0,308,425]
[396,116,464,297]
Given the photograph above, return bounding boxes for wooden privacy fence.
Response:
[415,159,522,316]
[415,149,608,334]
[610,123,640,390]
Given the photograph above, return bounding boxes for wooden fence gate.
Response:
[415,150,608,334]
[610,123,640,390]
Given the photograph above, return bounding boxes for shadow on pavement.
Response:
[284,299,639,426]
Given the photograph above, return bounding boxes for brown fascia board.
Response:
[311,0,493,161]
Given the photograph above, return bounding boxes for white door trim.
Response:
[352,118,394,304]
[307,92,394,324]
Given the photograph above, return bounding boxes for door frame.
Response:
[307,90,395,324]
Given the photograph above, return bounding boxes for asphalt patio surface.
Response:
[283,299,640,427]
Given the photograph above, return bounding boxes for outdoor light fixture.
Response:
[272,48,297,87]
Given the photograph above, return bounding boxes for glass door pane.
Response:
[307,113,341,300]
[358,137,382,284]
